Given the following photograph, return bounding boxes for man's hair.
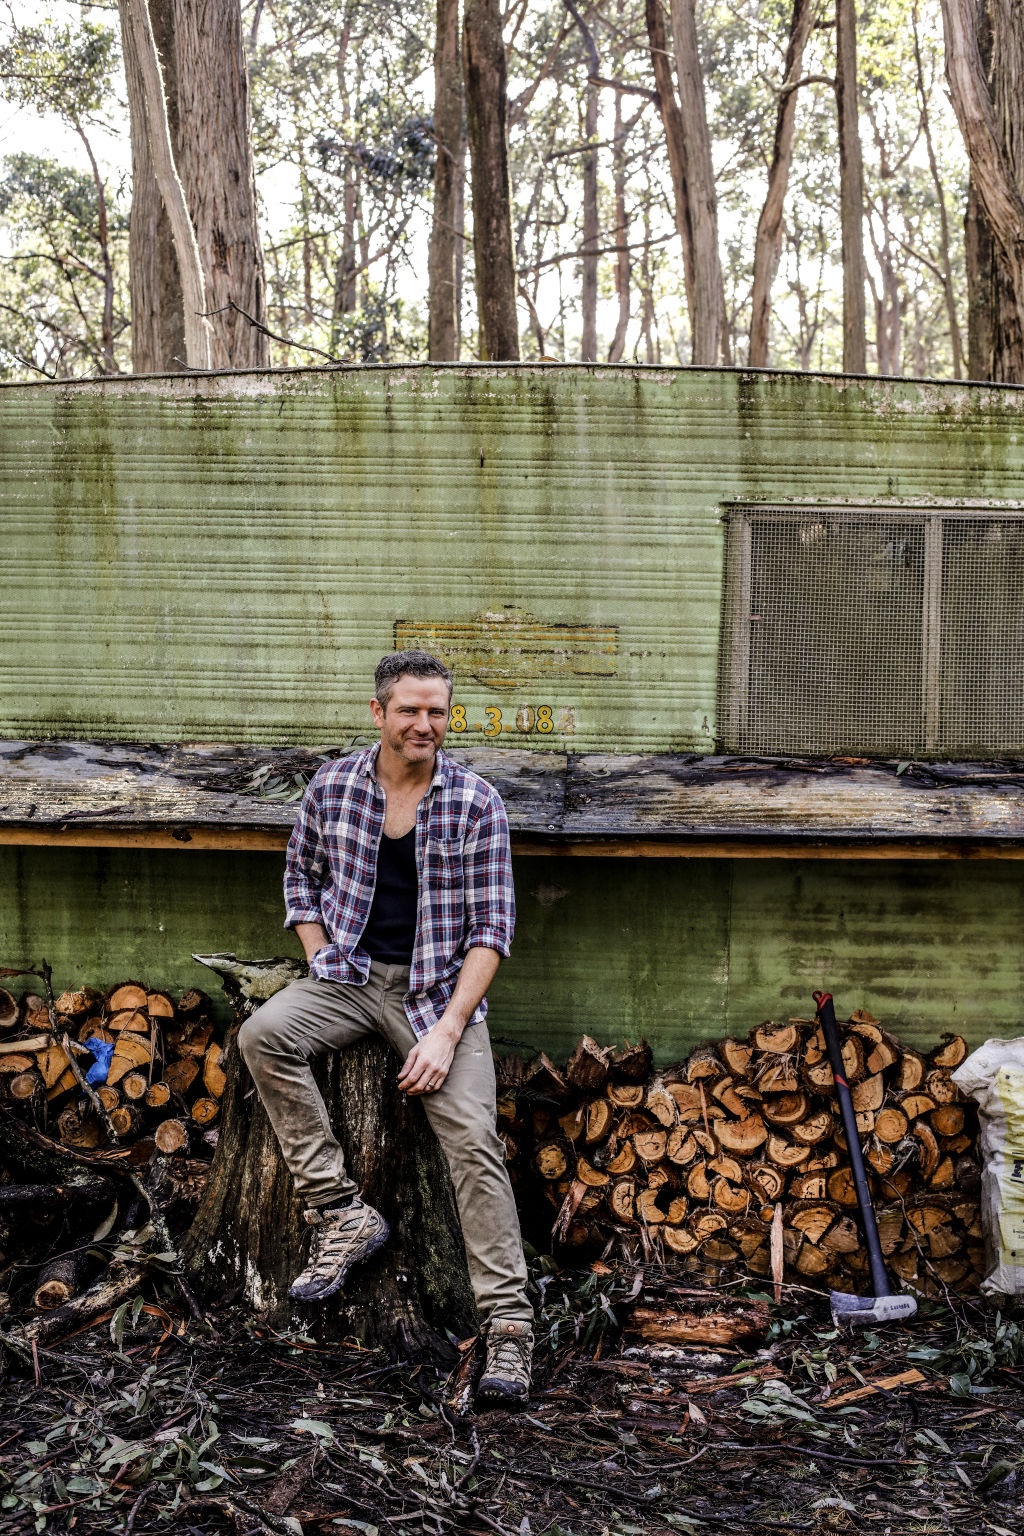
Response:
[375,650,453,709]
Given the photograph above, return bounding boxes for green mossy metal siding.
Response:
[4,365,1024,753]
[2,846,1020,1057]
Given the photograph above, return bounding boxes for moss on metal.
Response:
[1,844,1019,1057]
[5,365,1024,751]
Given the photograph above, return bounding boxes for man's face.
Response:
[370,675,450,763]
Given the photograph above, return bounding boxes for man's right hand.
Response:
[295,921,331,963]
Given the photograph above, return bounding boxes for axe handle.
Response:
[813,991,892,1300]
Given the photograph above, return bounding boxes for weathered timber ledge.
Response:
[2,739,1024,859]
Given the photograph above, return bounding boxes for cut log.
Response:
[899,1092,937,1118]
[56,1109,105,1149]
[636,1187,666,1224]
[33,1250,89,1310]
[795,1242,832,1277]
[8,1069,42,1103]
[840,1036,866,1084]
[686,1042,724,1082]
[912,1122,941,1179]
[666,1127,698,1165]
[665,1194,689,1223]
[628,1300,770,1348]
[897,1050,926,1092]
[867,1033,901,1074]
[154,1118,190,1154]
[633,1127,667,1163]
[178,988,212,1017]
[715,1116,768,1154]
[96,1085,121,1113]
[765,1134,809,1167]
[0,1053,37,1075]
[533,1142,568,1180]
[564,1035,611,1092]
[930,1104,965,1137]
[163,1057,200,1096]
[762,1091,809,1127]
[144,1080,172,1110]
[0,987,18,1030]
[605,1141,637,1174]
[36,1042,72,1090]
[55,988,99,1017]
[666,1082,703,1119]
[575,1156,609,1188]
[687,1162,711,1201]
[720,1038,753,1077]
[166,1022,215,1059]
[109,1010,151,1035]
[607,1179,636,1223]
[120,1072,149,1102]
[558,1104,585,1141]
[147,991,175,1019]
[805,1059,835,1092]
[646,1080,679,1127]
[925,1070,957,1106]
[202,1043,228,1099]
[107,1033,153,1087]
[756,1054,801,1093]
[707,1152,744,1183]
[585,1098,615,1143]
[931,1035,967,1070]
[788,1172,827,1201]
[790,1110,833,1145]
[610,1040,653,1082]
[752,1022,799,1054]
[826,1167,861,1207]
[607,1082,644,1108]
[851,1074,884,1113]
[746,1162,785,1202]
[109,1105,140,1138]
[46,1067,78,1101]
[874,1107,909,1144]
[711,1177,749,1213]
[523,1052,570,1103]
[662,1225,699,1254]
[108,983,149,1013]
[789,1201,836,1244]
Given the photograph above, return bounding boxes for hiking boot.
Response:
[288,1198,390,1303]
[477,1317,534,1406]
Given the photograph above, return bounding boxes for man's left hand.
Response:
[398,1020,460,1095]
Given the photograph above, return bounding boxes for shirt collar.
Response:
[361,742,450,791]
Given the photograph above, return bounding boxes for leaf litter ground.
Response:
[2,1264,1024,1536]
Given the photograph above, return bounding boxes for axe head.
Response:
[830,1289,918,1327]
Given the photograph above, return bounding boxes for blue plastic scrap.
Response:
[84,1036,115,1085]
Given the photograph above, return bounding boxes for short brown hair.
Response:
[375,649,453,708]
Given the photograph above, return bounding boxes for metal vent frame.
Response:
[718,500,1024,760]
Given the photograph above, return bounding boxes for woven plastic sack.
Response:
[953,1038,1024,1295]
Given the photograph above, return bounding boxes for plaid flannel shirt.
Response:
[283,744,515,1037]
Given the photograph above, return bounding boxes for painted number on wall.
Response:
[449,704,575,736]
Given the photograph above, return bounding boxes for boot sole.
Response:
[476,1378,530,1407]
[289,1219,391,1303]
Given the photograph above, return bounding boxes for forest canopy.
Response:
[0,0,1015,383]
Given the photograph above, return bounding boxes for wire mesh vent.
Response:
[719,506,1024,759]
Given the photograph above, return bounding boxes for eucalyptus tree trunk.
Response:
[645,0,696,343]
[564,1,599,361]
[607,89,631,363]
[429,0,466,360]
[835,0,867,373]
[942,0,1024,382]
[464,0,520,359]
[668,0,724,364]
[748,0,816,367]
[120,0,267,373]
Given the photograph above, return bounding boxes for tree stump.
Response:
[184,1018,479,1359]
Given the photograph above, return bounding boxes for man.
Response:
[238,650,533,1404]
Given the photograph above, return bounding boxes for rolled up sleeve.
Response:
[462,793,515,956]
[283,780,327,929]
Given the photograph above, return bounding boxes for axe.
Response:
[813,990,918,1327]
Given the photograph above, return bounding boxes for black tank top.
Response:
[360,828,418,963]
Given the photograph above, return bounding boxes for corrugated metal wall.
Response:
[5,365,1024,753]
[2,846,1019,1056]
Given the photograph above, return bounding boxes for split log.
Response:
[0,988,18,1030]
[33,1250,89,1310]
[610,1040,652,1082]
[627,1299,770,1348]
[565,1035,611,1093]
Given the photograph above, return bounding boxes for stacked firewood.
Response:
[499,1012,984,1296]
[0,982,226,1157]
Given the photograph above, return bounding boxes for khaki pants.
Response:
[237,963,530,1323]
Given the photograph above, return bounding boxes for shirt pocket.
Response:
[428,835,465,886]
